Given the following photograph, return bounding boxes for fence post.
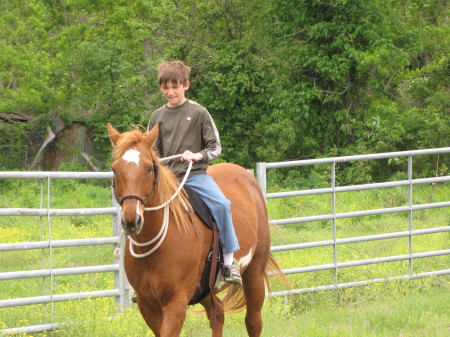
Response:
[331,161,338,288]
[256,162,267,199]
[408,154,414,277]
[112,191,131,310]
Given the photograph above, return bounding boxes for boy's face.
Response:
[160,81,190,107]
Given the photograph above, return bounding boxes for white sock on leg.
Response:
[224,252,234,266]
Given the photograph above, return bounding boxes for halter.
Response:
[118,160,159,206]
[113,155,192,259]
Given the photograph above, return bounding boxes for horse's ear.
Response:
[145,124,159,147]
[107,123,121,147]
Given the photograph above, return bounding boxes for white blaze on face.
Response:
[135,201,141,217]
[122,149,140,165]
[122,149,142,218]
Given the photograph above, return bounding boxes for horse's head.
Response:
[108,123,159,235]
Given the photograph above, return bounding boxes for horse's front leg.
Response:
[200,295,225,337]
[137,296,163,336]
[160,295,189,337]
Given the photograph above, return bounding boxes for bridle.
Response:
[114,160,159,206]
[113,155,193,259]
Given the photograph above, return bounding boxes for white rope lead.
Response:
[144,157,192,211]
[129,204,170,258]
[117,155,192,259]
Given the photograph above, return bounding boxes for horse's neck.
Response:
[137,173,188,241]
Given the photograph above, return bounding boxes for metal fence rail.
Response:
[256,147,450,297]
[0,171,130,335]
[1,148,449,333]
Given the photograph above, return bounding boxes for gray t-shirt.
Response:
[147,100,222,179]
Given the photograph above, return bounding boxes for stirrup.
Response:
[223,261,242,285]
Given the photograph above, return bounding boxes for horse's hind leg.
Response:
[242,261,267,337]
[200,295,224,337]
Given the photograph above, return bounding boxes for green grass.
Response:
[1,283,448,336]
[0,180,448,336]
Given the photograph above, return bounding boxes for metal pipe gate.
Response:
[0,171,131,335]
[1,148,448,333]
[257,148,450,297]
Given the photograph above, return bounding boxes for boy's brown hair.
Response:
[157,61,191,87]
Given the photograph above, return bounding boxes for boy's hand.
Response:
[181,150,203,162]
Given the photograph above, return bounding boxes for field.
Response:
[0,178,448,336]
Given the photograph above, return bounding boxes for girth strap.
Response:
[209,222,220,329]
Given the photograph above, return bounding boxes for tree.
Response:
[0,0,447,176]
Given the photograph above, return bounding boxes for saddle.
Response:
[184,185,224,307]
[184,185,214,230]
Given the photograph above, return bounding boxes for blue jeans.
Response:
[186,174,240,254]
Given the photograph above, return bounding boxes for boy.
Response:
[147,61,242,285]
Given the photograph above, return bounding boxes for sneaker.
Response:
[222,261,242,285]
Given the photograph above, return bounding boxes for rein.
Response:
[114,154,192,259]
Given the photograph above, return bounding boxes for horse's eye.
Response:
[148,166,154,173]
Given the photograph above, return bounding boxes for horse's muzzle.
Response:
[121,213,143,235]
[120,200,144,235]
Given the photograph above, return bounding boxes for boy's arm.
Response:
[200,111,222,162]
[147,114,156,131]
[181,150,203,162]
[147,112,163,156]
[181,115,217,162]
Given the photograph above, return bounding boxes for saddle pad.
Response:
[184,185,213,230]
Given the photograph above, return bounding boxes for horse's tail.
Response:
[265,253,291,292]
[222,253,290,312]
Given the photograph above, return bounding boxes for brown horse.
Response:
[108,123,286,337]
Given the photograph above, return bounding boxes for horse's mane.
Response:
[112,127,191,231]
[112,128,147,159]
